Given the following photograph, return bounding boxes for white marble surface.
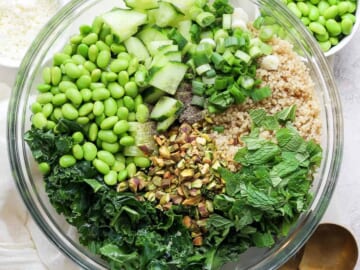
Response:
[0,27,360,270]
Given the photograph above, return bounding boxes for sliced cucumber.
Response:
[148,62,188,95]
[143,88,166,104]
[124,0,159,10]
[137,27,169,49]
[163,0,195,17]
[153,2,180,27]
[156,115,178,132]
[124,37,150,62]
[164,51,182,62]
[101,9,147,42]
[150,96,183,121]
[158,44,179,54]
[176,20,192,41]
[148,40,174,56]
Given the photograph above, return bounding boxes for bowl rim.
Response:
[7,0,344,269]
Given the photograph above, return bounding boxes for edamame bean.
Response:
[98,130,118,143]
[309,22,327,35]
[126,163,137,178]
[77,43,89,58]
[53,53,71,66]
[348,1,356,13]
[124,82,138,98]
[101,116,119,129]
[112,160,125,172]
[61,103,79,120]
[318,40,332,51]
[92,88,110,101]
[66,88,83,105]
[117,169,128,182]
[120,135,135,146]
[52,93,67,106]
[38,162,50,174]
[31,102,42,113]
[80,24,92,35]
[97,150,115,166]
[82,33,98,45]
[301,17,311,26]
[84,61,97,72]
[341,18,353,35]
[310,0,320,4]
[93,158,110,175]
[59,155,76,168]
[88,123,98,141]
[318,1,330,15]
[83,142,97,161]
[71,34,83,44]
[102,142,120,153]
[104,97,118,116]
[338,1,350,15]
[105,34,114,46]
[110,43,125,54]
[110,59,129,73]
[309,6,320,21]
[95,114,106,126]
[91,69,102,82]
[52,108,63,120]
[136,104,150,123]
[123,96,135,111]
[96,40,110,51]
[42,67,51,84]
[323,6,339,19]
[88,44,99,62]
[315,32,329,42]
[297,2,310,16]
[59,81,77,93]
[287,2,302,18]
[37,84,51,93]
[80,88,92,102]
[90,82,105,90]
[92,16,103,35]
[329,36,339,45]
[93,101,104,116]
[72,54,86,65]
[32,112,47,129]
[127,112,136,121]
[76,75,92,89]
[51,87,60,95]
[97,50,111,69]
[72,144,84,160]
[342,13,356,24]
[77,116,90,125]
[117,107,129,120]
[79,102,94,116]
[104,171,118,185]
[325,19,342,36]
[46,121,56,130]
[108,82,125,99]
[134,157,151,168]
[117,52,131,61]
[117,99,124,108]
[104,72,118,83]
[328,0,337,5]
[317,16,326,25]
[113,120,129,134]
[118,71,129,86]
[72,131,84,143]
[65,62,82,79]
[42,103,53,118]
[127,57,139,75]
[37,93,53,104]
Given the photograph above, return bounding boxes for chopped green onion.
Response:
[168,29,188,50]
[221,65,232,73]
[193,51,210,66]
[235,50,251,63]
[191,95,205,107]
[229,83,246,104]
[192,80,205,95]
[211,52,225,69]
[205,69,216,78]
[260,42,273,55]
[202,76,216,85]
[212,125,225,133]
[214,29,229,41]
[222,14,232,29]
[208,91,234,109]
[238,76,254,89]
[214,76,228,90]
[196,12,216,27]
[216,38,226,54]
[253,16,265,29]
[223,50,235,65]
[251,86,272,102]
[259,26,275,42]
[196,63,212,75]
[205,87,216,96]
[207,104,220,113]
[190,6,203,20]
[224,36,239,48]
[190,24,201,43]
[249,46,262,58]
[200,30,214,39]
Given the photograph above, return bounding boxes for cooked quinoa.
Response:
[210,38,322,166]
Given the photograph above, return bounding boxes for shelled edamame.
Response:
[30,18,153,186]
[284,0,357,51]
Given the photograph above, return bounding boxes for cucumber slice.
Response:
[148,62,188,95]
[158,44,179,54]
[176,20,192,41]
[154,2,179,27]
[163,0,195,17]
[124,37,150,61]
[124,0,159,10]
[137,27,169,49]
[148,40,174,56]
[164,51,182,62]
[143,88,166,104]
[150,96,183,121]
[101,9,147,42]
[156,115,178,132]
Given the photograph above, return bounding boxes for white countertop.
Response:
[0,28,359,270]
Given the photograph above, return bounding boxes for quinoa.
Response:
[210,38,322,167]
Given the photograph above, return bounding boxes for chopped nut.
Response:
[161,178,171,188]
[198,202,209,217]
[152,176,162,187]
[180,169,194,179]
[182,196,202,206]
[144,191,156,202]
[189,188,201,197]
[193,236,203,246]
[170,194,183,204]
[182,216,192,229]
[191,179,203,189]
[117,182,128,192]
[159,145,171,159]
[199,163,210,175]
[196,136,207,145]
[206,200,214,213]
[177,159,186,169]
[160,193,170,205]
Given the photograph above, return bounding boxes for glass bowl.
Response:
[7,0,343,269]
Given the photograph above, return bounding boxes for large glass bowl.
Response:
[7,0,343,269]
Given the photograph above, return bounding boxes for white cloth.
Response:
[0,82,79,269]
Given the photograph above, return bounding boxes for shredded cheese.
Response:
[0,0,59,62]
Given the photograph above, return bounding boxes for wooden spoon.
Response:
[279,223,358,270]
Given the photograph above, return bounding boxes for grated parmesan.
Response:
[0,0,59,63]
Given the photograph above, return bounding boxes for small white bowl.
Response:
[324,0,360,57]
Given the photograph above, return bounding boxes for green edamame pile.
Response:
[284,0,357,51]
[30,18,152,186]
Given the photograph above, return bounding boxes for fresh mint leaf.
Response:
[252,232,275,248]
